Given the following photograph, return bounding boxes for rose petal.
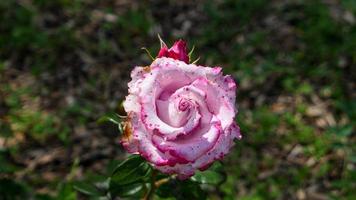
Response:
[152,120,221,162]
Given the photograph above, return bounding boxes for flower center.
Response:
[177,98,191,112]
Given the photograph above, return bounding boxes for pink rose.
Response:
[122,42,241,179]
[157,39,189,63]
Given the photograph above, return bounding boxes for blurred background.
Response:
[0,0,355,199]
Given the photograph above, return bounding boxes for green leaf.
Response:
[191,162,226,185]
[106,160,122,175]
[109,182,145,198]
[110,155,152,186]
[73,181,104,197]
[156,179,207,200]
[94,177,110,192]
[109,155,152,197]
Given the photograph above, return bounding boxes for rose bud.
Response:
[157,39,189,63]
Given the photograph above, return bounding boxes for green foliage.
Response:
[74,155,151,199]
[1,82,72,143]
[74,155,228,199]
[156,179,207,200]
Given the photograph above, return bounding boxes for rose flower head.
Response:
[122,39,241,179]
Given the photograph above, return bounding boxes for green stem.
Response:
[143,170,157,200]
[142,170,176,200]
